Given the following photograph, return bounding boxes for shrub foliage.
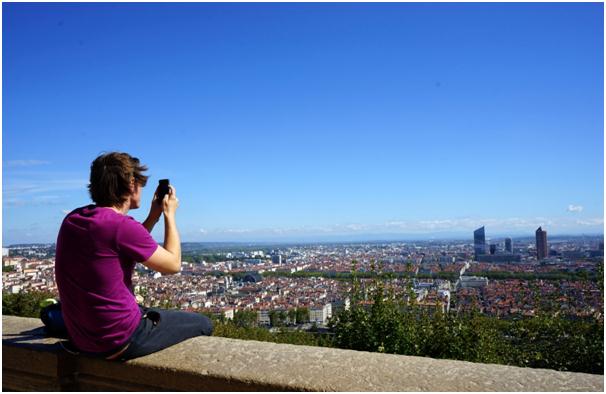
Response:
[2,290,56,318]
[328,261,603,374]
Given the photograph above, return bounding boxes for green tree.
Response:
[233,309,257,328]
[295,307,309,324]
[597,261,604,293]
[269,310,280,327]
[3,290,57,318]
[287,308,297,324]
[158,298,176,309]
[277,310,287,326]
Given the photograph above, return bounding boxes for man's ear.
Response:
[129,178,136,194]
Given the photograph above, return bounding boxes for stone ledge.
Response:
[2,315,603,391]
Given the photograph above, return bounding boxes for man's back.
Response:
[55,205,156,353]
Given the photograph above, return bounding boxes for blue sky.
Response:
[3,2,604,244]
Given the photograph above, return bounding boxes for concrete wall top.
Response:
[3,315,603,391]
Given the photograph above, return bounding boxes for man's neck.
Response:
[109,202,130,215]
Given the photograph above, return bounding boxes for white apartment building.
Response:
[457,275,489,289]
[257,310,271,326]
[309,303,332,325]
[223,308,234,320]
[10,285,22,294]
[438,289,451,313]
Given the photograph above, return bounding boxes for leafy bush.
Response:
[2,290,57,318]
[211,316,332,347]
[329,260,604,374]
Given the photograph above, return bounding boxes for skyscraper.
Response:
[536,227,548,260]
[474,226,486,260]
[505,238,512,253]
[272,254,282,265]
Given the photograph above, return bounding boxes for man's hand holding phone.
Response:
[162,184,179,218]
[143,179,172,232]
[154,179,178,217]
[156,179,170,204]
[143,179,182,274]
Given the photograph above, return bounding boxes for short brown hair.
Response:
[88,152,149,207]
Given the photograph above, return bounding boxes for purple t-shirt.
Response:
[55,205,158,353]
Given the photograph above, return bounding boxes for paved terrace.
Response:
[2,315,603,391]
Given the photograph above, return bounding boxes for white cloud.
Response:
[4,179,88,197]
[4,159,51,168]
[221,228,252,234]
[385,221,407,227]
[4,199,26,207]
[576,218,604,226]
[34,195,61,201]
[5,196,64,207]
[345,223,367,231]
[567,204,584,213]
[183,216,605,241]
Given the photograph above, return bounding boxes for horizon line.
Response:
[5,232,604,248]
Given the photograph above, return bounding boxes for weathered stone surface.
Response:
[3,315,604,391]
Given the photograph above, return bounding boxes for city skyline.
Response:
[3,2,604,245]
[2,222,602,247]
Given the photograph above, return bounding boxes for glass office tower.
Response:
[536,227,548,260]
[474,226,486,260]
[505,238,513,254]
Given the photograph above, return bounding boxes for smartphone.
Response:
[157,179,170,202]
